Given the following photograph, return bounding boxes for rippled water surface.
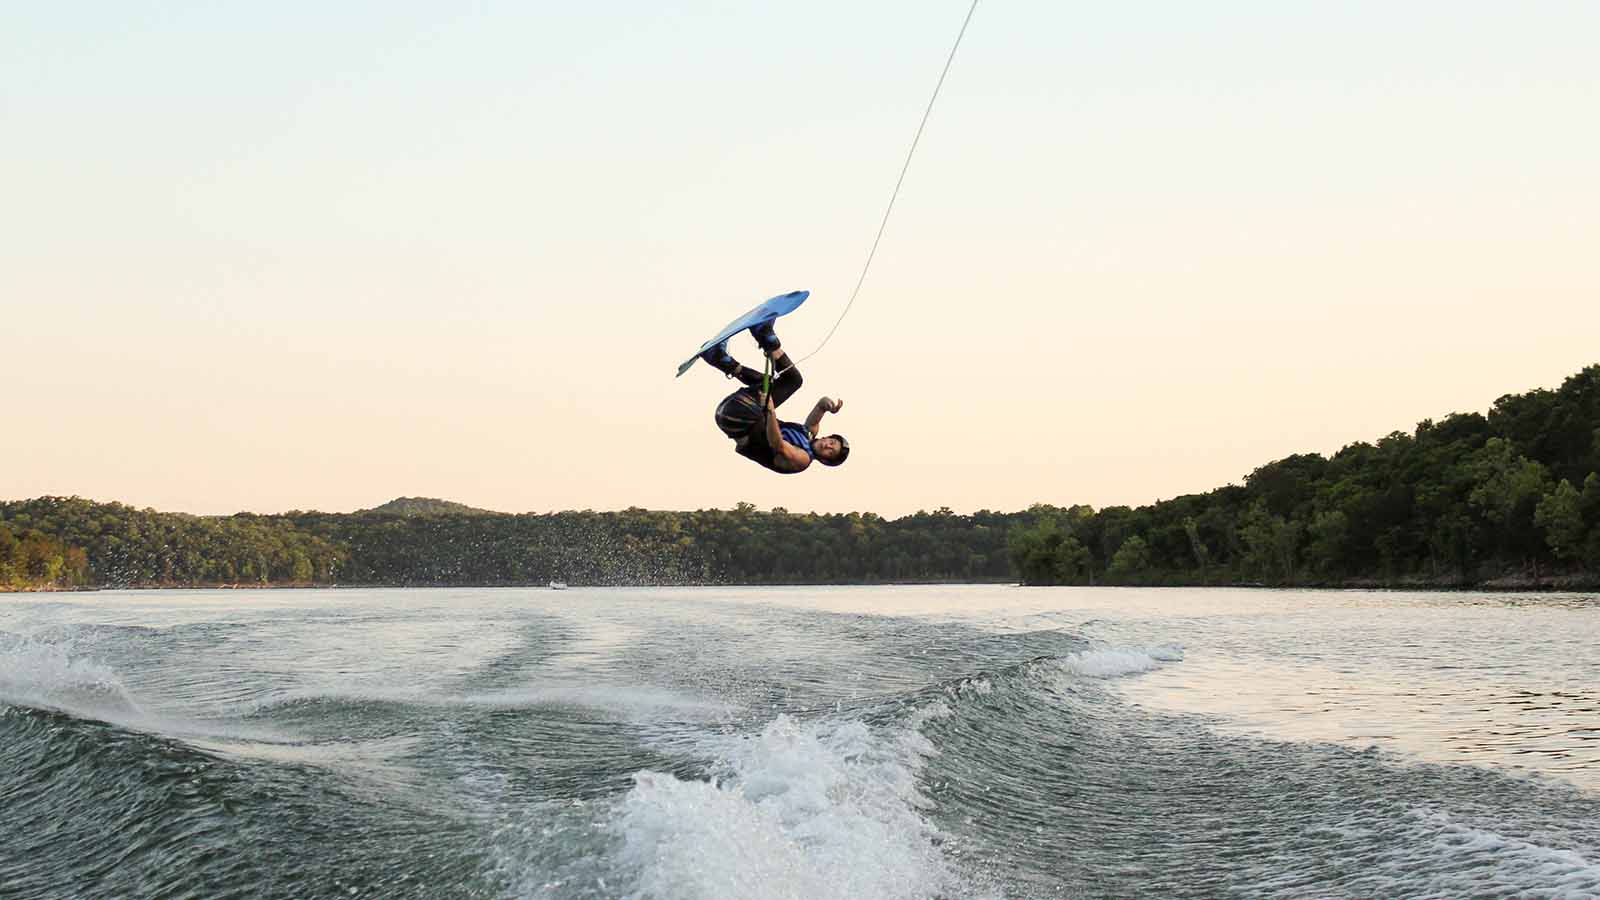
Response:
[2,586,1597,899]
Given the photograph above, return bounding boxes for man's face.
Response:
[814,436,844,462]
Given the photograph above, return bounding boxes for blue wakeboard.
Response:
[676,290,809,377]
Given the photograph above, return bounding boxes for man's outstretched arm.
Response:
[764,396,813,472]
[805,397,844,437]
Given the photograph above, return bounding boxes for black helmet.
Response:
[818,434,850,467]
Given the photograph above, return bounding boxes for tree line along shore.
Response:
[4,364,1597,592]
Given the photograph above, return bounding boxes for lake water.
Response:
[2,586,1597,898]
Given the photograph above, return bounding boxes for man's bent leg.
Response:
[750,321,803,407]
[766,350,803,408]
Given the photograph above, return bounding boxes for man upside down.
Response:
[698,319,849,474]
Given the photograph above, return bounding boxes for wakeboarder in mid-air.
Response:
[698,319,849,474]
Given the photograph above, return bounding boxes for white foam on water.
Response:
[0,634,141,717]
[610,711,970,900]
[0,635,306,751]
[1057,643,1184,679]
[1376,808,1600,898]
[1246,807,1600,898]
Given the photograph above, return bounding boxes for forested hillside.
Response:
[1011,365,1600,586]
[0,498,1022,589]
[4,364,1596,591]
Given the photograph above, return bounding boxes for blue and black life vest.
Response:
[736,421,813,473]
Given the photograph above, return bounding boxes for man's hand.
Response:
[806,396,843,437]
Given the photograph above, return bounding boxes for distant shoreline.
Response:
[6,575,1596,595]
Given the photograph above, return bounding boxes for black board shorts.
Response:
[712,360,802,440]
[715,387,765,439]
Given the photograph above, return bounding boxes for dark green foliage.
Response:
[0,498,343,588]
[5,365,1597,591]
[1007,364,1600,586]
[0,523,89,590]
[0,498,1017,589]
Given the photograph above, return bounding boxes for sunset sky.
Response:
[6,2,1597,518]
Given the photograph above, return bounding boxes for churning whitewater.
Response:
[2,586,1598,899]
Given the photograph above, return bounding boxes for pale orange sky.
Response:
[5,2,1598,517]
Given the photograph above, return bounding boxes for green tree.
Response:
[1535,480,1584,561]
[1468,437,1553,560]
[1238,499,1304,583]
[1009,518,1067,585]
[1304,510,1349,577]
[1107,535,1151,579]
[1054,535,1093,583]
[291,551,314,583]
[0,525,17,585]
[1583,474,1600,570]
